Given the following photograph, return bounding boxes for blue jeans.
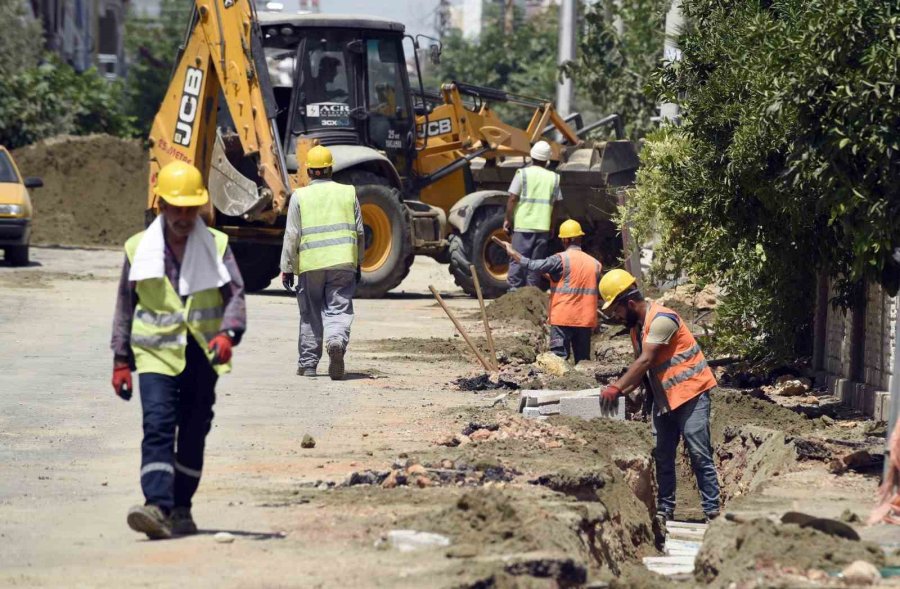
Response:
[138,339,217,512]
[507,231,549,289]
[652,390,720,516]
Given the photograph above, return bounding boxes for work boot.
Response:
[326,341,345,380]
[297,366,317,377]
[170,507,198,535]
[127,504,172,540]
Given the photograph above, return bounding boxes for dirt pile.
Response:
[694,517,885,587]
[486,287,548,330]
[13,135,148,247]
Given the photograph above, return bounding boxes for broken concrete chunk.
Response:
[301,434,316,449]
[841,560,881,585]
[385,529,451,552]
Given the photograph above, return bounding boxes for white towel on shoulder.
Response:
[129,216,231,295]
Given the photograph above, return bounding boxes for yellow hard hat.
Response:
[599,269,637,310]
[558,219,585,239]
[154,161,208,207]
[307,145,334,169]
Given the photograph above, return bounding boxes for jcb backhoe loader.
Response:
[147,2,639,297]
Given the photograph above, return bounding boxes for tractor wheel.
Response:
[448,206,509,299]
[355,184,413,298]
[231,242,282,292]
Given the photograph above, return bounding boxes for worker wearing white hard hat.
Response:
[503,140,562,290]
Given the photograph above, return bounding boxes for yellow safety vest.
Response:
[296,181,358,273]
[124,229,231,376]
[513,165,559,232]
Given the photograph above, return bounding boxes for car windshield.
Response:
[0,151,19,183]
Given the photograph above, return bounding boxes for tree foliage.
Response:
[0,0,43,77]
[626,0,899,362]
[0,57,134,149]
[123,0,193,136]
[564,0,670,139]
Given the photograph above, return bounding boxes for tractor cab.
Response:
[259,13,418,177]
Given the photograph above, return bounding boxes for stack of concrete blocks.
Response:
[519,389,625,421]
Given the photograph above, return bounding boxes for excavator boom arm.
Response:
[147,0,289,219]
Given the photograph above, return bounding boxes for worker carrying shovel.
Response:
[498,219,602,363]
[110,161,247,539]
[598,269,721,526]
[280,145,364,380]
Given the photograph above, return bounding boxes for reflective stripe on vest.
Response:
[548,249,602,328]
[630,302,717,412]
[297,181,358,273]
[124,228,232,377]
[513,166,558,232]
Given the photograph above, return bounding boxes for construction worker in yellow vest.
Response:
[110,161,247,539]
[280,146,364,380]
[503,140,562,290]
[500,219,602,363]
[598,269,721,527]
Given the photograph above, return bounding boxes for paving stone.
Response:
[558,395,624,421]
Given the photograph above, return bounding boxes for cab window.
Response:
[0,151,20,183]
[299,34,352,130]
[365,37,409,151]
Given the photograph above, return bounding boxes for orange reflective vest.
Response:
[548,248,602,328]
[630,302,717,412]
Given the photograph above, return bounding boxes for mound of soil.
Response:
[486,287,548,330]
[13,135,147,247]
[695,517,885,587]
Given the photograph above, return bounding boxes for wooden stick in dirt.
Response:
[469,265,498,371]
[428,285,494,372]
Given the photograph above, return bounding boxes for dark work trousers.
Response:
[138,338,217,513]
[549,325,592,363]
[652,390,721,516]
[507,231,549,289]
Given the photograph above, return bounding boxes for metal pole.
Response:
[885,293,900,479]
[557,0,577,117]
[659,0,683,122]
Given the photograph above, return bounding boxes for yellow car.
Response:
[0,146,42,266]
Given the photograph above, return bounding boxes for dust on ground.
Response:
[13,134,147,247]
[695,517,886,587]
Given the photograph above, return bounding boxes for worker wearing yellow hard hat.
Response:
[111,161,247,539]
[280,145,364,380]
[500,219,601,363]
[503,140,562,290]
[598,268,722,528]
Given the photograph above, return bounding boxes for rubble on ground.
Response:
[765,375,814,397]
[694,517,885,587]
[435,415,587,449]
[13,135,147,247]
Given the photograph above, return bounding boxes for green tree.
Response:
[124,0,193,136]
[0,57,134,149]
[564,0,670,139]
[0,0,43,77]
[625,0,900,362]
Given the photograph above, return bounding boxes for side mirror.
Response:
[24,177,43,189]
[430,45,441,66]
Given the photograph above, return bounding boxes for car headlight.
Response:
[0,204,23,216]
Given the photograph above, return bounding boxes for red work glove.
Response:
[208,333,233,365]
[600,385,622,404]
[112,363,132,401]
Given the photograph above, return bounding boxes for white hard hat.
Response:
[530,141,552,162]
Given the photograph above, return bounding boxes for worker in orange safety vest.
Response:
[598,269,721,528]
[500,219,602,363]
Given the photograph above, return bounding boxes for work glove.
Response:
[355,265,362,284]
[600,385,622,407]
[208,333,233,365]
[112,362,132,401]
[282,272,295,292]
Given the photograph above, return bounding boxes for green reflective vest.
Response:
[124,229,231,376]
[513,165,559,232]
[296,181,358,273]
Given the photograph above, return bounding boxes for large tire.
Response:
[448,206,509,298]
[334,170,413,298]
[230,242,282,292]
[6,245,29,267]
